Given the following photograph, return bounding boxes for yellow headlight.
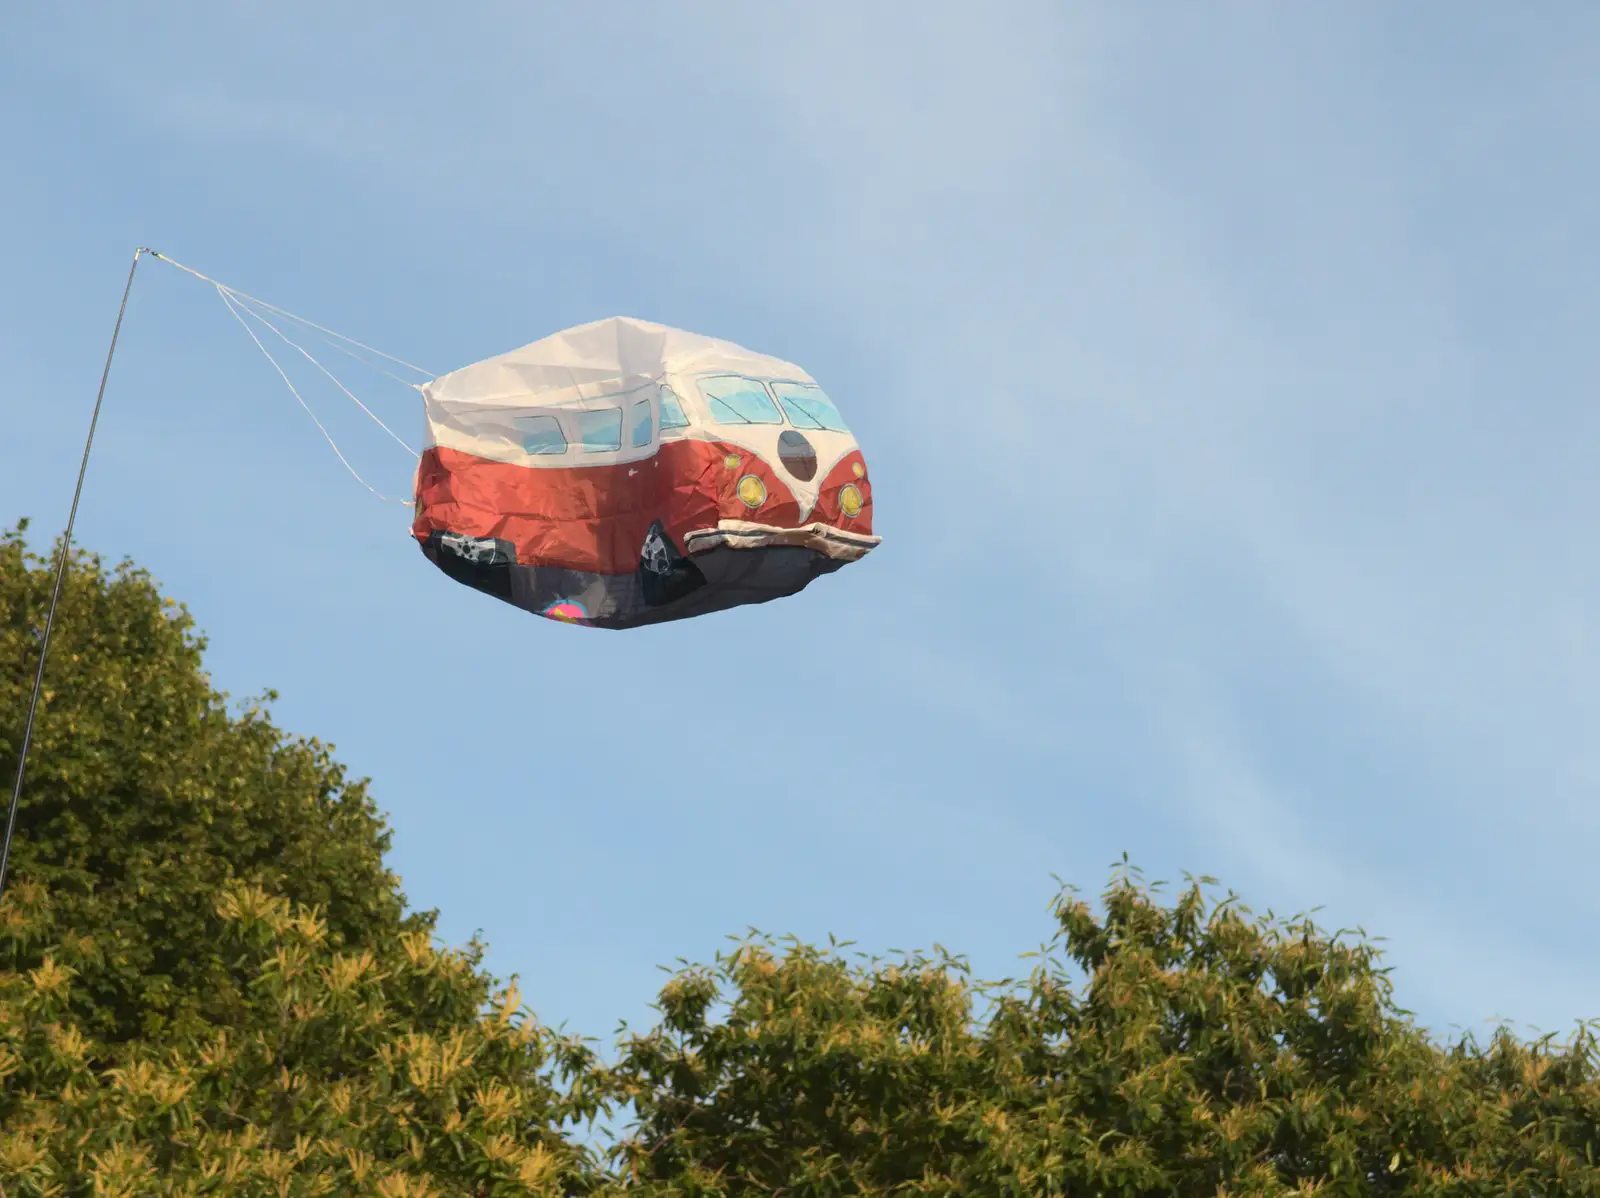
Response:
[724,453,741,470]
[737,474,766,509]
[852,461,866,478]
[839,483,863,519]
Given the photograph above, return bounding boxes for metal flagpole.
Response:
[0,246,147,903]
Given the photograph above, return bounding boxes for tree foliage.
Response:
[3,523,1598,1195]
[0,522,425,1046]
[1,523,601,1195]
[1,876,599,1196]
[603,875,1600,1194]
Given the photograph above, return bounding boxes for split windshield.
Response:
[700,375,849,433]
[770,382,849,433]
[699,375,783,425]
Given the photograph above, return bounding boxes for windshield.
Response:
[699,375,782,426]
[770,382,849,433]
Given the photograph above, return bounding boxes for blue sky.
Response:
[5,4,1599,1046]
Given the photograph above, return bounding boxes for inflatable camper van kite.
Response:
[411,316,879,629]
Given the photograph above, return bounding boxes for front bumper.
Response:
[683,519,882,563]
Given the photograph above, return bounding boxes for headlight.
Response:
[839,483,863,519]
[737,474,766,509]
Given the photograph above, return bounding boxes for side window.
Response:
[698,375,782,426]
[578,407,622,453]
[514,414,567,455]
[630,399,653,448]
[771,382,850,433]
[659,385,689,431]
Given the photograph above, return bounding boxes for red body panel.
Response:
[412,440,868,573]
[809,450,874,535]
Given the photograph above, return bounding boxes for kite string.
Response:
[221,287,420,459]
[264,314,432,391]
[216,286,413,505]
[146,250,428,506]
[148,250,436,378]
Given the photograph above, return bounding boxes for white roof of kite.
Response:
[424,316,812,410]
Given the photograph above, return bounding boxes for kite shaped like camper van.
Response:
[412,316,879,628]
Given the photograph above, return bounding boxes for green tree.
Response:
[0,523,601,1195]
[4,523,1598,1196]
[603,868,1600,1195]
[0,522,424,1046]
[1,875,599,1196]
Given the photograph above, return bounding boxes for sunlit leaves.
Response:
[1,525,595,1195]
[602,872,1600,1195]
[4,523,1598,1195]
[1,874,597,1195]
